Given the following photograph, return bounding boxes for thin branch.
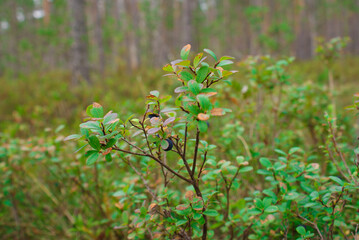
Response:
[329,121,358,185]
[198,151,208,179]
[112,147,192,184]
[183,123,188,159]
[192,127,200,176]
[121,156,157,200]
[296,213,324,240]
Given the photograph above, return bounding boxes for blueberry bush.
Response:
[66,43,359,239]
[1,39,358,240]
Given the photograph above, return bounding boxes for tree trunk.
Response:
[295,0,312,59]
[9,0,20,77]
[349,0,359,54]
[92,0,106,76]
[150,0,168,67]
[181,0,194,46]
[43,0,51,26]
[68,0,91,84]
[306,0,317,57]
[124,0,140,72]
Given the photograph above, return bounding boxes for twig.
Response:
[296,213,324,240]
[112,147,192,184]
[192,127,200,175]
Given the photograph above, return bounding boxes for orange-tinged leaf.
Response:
[102,148,112,156]
[93,102,102,108]
[148,127,160,135]
[211,108,225,116]
[163,64,174,72]
[176,204,189,211]
[115,202,124,209]
[108,118,119,124]
[184,44,191,52]
[185,190,194,201]
[149,203,160,214]
[180,44,191,60]
[200,92,217,97]
[146,94,157,99]
[198,113,210,121]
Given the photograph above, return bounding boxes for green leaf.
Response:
[86,104,94,117]
[188,80,201,95]
[203,209,219,217]
[176,219,188,226]
[163,64,174,72]
[64,134,82,141]
[150,90,159,97]
[88,136,101,150]
[80,121,101,132]
[260,158,272,168]
[263,189,277,199]
[105,153,112,162]
[264,206,278,213]
[309,191,319,200]
[180,71,194,81]
[198,121,208,133]
[175,60,190,67]
[106,138,117,148]
[180,44,191,60]
[197,95,212,111]
[175,86,188,93]
[275,149,287,156]
[289,147,302,155]
[193,212,202,220]
[304,202,317,208]
[200,88,217,94]
[160,95,172,104]
[257,169,272,175]
[86,152,99,165]
[90,105,104,118]
[204,48,218,61]
[196,66,209,83]
[254,198,264,209]
[329,176,344,186]
[217,60,234,67]
[296,226,306,235]
[193,53,203,67]
[284,192,299,200]
[238,166,253,173]
[219,56,234,61]
[222,70,236,77]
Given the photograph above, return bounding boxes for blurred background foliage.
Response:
[0,0,359,135]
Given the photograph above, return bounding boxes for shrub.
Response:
[67,45,359,239]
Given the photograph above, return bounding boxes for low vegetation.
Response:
[1,40,359,239]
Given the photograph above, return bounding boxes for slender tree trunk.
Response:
[113,0,125,71]
[306,0,317,57]
[68,0,91,84]
[295,0,311,59]
[43,0,51,26]
[92,0,106,76]
[150,0,168,67]
[9,0,19,77]
[349,0,359,54]
[124,0,140,71]
[181,0,194,46]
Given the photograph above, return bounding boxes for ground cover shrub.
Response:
[65,44,359,239]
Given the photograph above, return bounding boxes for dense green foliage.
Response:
[1,42,358,239]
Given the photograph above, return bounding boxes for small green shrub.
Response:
[67,45,359,239]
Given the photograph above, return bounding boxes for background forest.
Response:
[1,0,359,240]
